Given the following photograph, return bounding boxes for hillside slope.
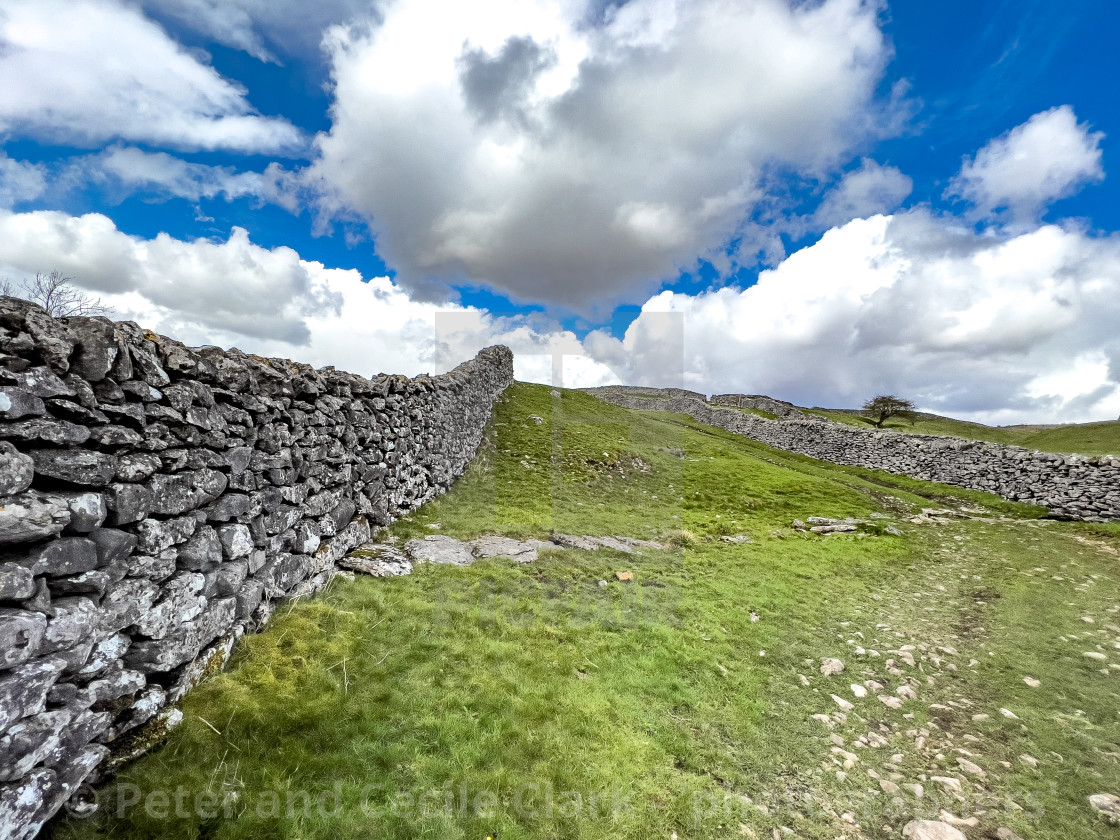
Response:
[806,407,1120,456]
[55,384,1120,840]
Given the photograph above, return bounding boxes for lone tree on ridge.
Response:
[0,271,109,317]
[862,394,918,427]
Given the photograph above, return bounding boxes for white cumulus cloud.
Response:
[0,0,303,153]
[0,211,336,343]
[0,154,48,208]
[78,146,301,211]
[812,158,913,229]
[309,0,896,307]
[0,207,619,384]
[947,105,1105,224]
[136,0,377,62]
[588,212,1120,424]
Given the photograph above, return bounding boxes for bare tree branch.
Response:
[1,271,111,317]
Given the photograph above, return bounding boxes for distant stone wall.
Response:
[589,385,709,402]
[584,388,1120,521]
[709,393,806,419]
[0,296,513,839]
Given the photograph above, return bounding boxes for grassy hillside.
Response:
[56,384,1120,840]
[1005,420,1120,457]
[808,408,1120,456]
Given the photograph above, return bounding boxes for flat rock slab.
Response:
[615,536,666,549]
[339,545,413,577]
[550,534,605,551]
[344,532,667,577]
[551,534,665,552]
[590,536,634,553]
[471,535,540,563]
[403,536,476,566]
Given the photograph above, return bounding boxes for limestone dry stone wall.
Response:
[585,387,1120,521]
[0,296,513,839]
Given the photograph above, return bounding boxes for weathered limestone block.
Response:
[128,344,170,388]
[65,317,119,382]
[147,469,227,516]
[404,535,475,566]
[0,388,45,422]
[58,493,106,533]
[48,570,110,598]
[21,744,109,840]
[114,453,161,483]
[39,598,99,655]
[0,769,56,840]
[0,367,74,399]
[132,572,206,639]
[0,709,71,782]
[217,524,253,559]
[134,515,197,555]
[0,611,48,670]
[0,658,66,734]
[234,578,264,621]
[103,483,152,526]
[0,565,35,601]
[177,526,222,571]
[27,450,117,487]
[0,443,34,497]
[125,597,236,673]
[0,418,90,446]
[88,527,138,573]
[0,493,70,543]
[126,551,176,582]
[98,578,159,636]
[88,425,143,446]
[201,492,250,522]
[30,538,99,577]
[84,669,144,705]
[74,633,130,681]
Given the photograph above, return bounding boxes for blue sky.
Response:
[2,0,1120,423]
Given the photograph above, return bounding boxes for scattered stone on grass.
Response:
[956,757,985,777]
[901,820,967,840]
[1090,793,1120,824]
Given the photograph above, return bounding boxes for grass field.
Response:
[53,384,1120,840]
[807,408,1120,457]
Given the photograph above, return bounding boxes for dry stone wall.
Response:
[585,386,1120,521]
[0,296,513,839]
